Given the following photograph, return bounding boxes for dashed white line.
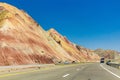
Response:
[100,64,120,79]
[62,74,70,78]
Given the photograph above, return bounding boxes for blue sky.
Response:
[1,0,120,51]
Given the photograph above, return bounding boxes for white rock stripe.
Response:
[62,74,70,78]
[100,64,120,79]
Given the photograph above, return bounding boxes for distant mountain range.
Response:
[94,49,120,62]
[0,3,100,65]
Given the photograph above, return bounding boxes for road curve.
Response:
[0,63,120,80]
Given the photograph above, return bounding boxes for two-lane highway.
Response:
[0,63,120,80]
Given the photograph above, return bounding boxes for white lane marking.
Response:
[100,64,120,79]
[62,74,70,78]
[76,68,80,71]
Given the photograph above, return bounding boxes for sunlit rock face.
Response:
[75,45,100,62]
[0,3,58,65]
[48,29,100,62]
[94,49,120,60]
[0,3,99,65]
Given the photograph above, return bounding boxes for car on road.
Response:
[100,57,105,63]
[106,60,111,65]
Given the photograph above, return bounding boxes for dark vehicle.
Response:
[106,60,111,65]
[100,58,105,63]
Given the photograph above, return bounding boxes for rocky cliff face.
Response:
[48,29,100,62]
[94,49,120,63]
[75,45,100,62]
[0,3,99,65]
[94,49,120,59]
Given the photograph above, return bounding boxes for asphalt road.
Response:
[0,63,120,80]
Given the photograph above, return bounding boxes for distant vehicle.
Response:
[64,61,70,64]
[106,60,111,65]
[100,58,105,63]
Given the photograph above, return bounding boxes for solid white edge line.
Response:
[62,74,70,78]
[100,64,120,79]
